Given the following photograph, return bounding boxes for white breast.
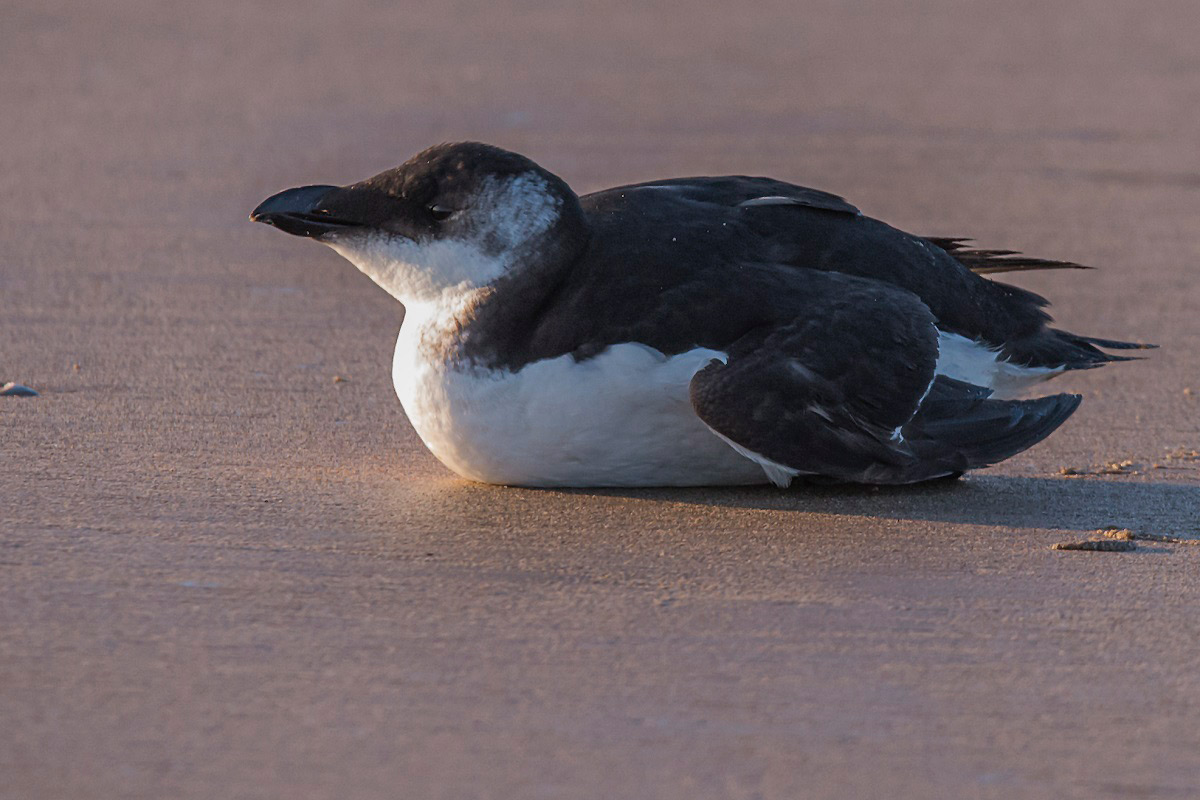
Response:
[387,305,1063,487]
[391,313,766,487]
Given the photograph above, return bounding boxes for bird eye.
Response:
[428,204,456,222]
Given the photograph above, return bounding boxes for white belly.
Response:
[393,336,767,487]
[387,313,1065,487]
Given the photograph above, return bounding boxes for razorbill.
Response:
[251,142,1150,487]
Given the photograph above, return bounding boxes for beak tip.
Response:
[250,185,344,238]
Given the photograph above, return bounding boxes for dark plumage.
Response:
[251,142,1151,486]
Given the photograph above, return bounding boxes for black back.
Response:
[459,175,1066,371]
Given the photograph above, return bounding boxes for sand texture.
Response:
[3,2,1200,798]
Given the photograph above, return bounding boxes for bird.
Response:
[250,142,1150,488]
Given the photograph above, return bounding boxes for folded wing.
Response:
[689,276,1081,485]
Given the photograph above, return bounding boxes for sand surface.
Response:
[4,1,1200,797]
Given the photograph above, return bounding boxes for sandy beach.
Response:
[3,1,1200,797]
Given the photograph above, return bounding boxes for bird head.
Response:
[251,142,586,305]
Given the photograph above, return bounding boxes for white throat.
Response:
[324,174,563,306]
[328,235,506,306]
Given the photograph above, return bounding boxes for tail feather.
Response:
[1065,332,1157,351]
[925,236,1091,275]
[1001,328,1157,372]
[904,377,1081,476]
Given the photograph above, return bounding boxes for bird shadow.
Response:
[554,474,1200,536]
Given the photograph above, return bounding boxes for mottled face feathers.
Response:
[254,142,588,303]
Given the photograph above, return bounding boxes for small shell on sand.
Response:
[0,382,38,397]
[1052,539,1138,552]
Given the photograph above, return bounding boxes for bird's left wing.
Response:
[688,269,1083,485]
[689,275,941,486]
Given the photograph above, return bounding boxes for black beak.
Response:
[250,185,362,238]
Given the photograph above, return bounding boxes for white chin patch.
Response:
[328,234,505,304]
[935,331,1062,397]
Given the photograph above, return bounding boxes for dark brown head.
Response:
[252,142,588,303]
